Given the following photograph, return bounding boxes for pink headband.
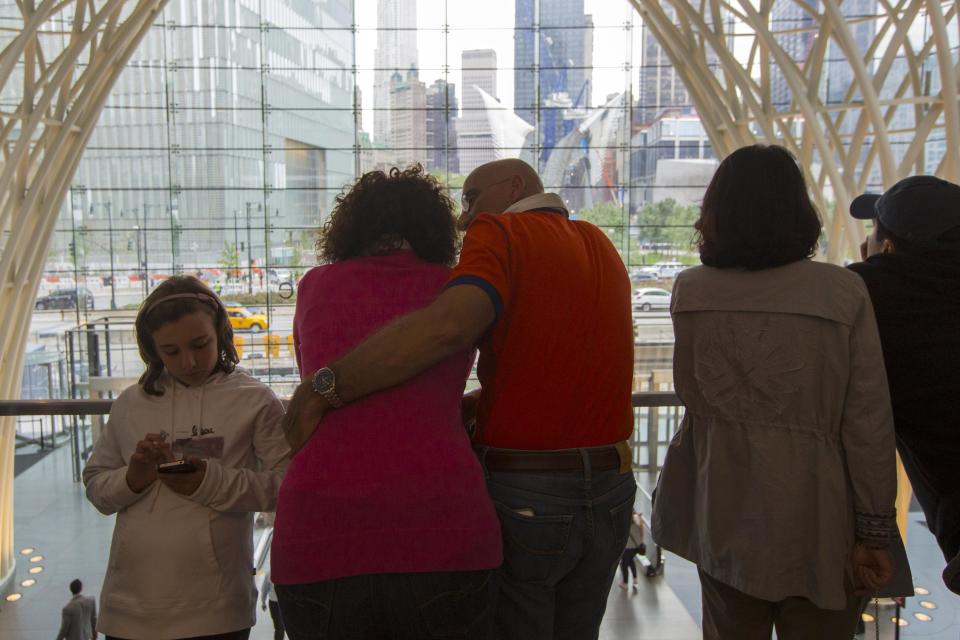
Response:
[144,292,218,315]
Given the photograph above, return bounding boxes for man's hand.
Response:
[158,458,207,496]
[283,379,330,455]
[853,542,895,594]
[127,433,172,493]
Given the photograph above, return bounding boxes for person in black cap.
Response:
[848,174,960,595]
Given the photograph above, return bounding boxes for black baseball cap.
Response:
[850,175,960,242]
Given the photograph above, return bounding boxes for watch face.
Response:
[313,368,335,393]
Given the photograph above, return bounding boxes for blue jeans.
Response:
[275,570,497,640]
[481,460,637,640]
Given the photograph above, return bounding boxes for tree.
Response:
[576,201,626,243]
[575,201,645,264]
[290,229,315,278]
[635,198,699,251]
[219,241,240,278]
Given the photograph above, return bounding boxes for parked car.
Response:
[35,288,95,311]
[268,268,292,285]
[225,305,268,332]
[650,261,688,279]
[632,287,672,311]
[629,268,656,281]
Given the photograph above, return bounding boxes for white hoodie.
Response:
[83,369,289,639]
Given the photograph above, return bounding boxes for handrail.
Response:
[0,400,114,416]
[0,392,682,416]
[2,391,682,580]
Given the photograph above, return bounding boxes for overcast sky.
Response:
[355,0,643,133]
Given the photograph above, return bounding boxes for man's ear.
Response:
[881,238,897,254]
[511,174,525,199]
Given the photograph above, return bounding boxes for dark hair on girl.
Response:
[318,164,459,265]
[135,276,238,396]
[695,144,823,269]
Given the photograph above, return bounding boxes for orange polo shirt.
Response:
[447,202,634,450]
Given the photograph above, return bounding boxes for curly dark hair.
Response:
[696,144,822,270]
[135,275,238,396]
[318,164,459,265]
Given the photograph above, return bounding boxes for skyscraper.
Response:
[514,0,594,151]
[426,79,460,174]
[374,0,419,147]
[390,67,428,169]
[70,0,355,270]
[457,49,500,174]
[769,0,817,112]
[637,7,691,126]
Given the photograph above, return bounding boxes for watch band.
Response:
[312,367,344,408]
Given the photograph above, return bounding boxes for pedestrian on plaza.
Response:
[618,512,646,592]
[652,144,900,640]
[284,158,636,640]
[848,175,960,594]
[56,579,97,640]
[83,276,289,640]
[271,165,502,640]
[260,567,285,640]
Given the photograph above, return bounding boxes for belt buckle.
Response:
[615,440,633,474]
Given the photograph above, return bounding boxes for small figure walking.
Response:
[618,512,646,592]
[56,579,97,640]
[260,567,285,640]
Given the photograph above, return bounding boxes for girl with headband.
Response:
[83,275,289,640]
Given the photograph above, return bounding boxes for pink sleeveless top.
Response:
[271,250,502,584]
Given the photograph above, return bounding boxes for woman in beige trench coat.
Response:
[653,144,902,640]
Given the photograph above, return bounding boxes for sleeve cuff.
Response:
[855,509,898,543]
[108,467,149,507]
[445,275,502,321]
[187,459,222,506]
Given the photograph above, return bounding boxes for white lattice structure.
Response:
[629,0,960,261]
[0,0,167,590]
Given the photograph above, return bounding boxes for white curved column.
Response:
[0,0,168,592]
[628,0,960,262]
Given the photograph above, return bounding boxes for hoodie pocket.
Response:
[105,497,224,612]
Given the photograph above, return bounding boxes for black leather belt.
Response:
[479,441,632,474]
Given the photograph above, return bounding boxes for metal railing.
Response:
[0,391,685,472]
[0,391,685,578]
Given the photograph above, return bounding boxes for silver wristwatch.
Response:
[311,367,344,408]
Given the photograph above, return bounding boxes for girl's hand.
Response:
[158,457,207,497]
[126,433,173,493]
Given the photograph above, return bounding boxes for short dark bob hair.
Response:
[696,144,822,269]
[135,275,238,396]
[318,164,458,265]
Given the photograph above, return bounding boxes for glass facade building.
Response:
[20,0,949,397]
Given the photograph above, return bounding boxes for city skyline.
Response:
[373,0,419,146]
[355,0,640,137]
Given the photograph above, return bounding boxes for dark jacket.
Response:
[848,250,960,594]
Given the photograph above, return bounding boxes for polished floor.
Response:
[0,442,955,639]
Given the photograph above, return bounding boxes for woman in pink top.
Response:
[271,166,502,639]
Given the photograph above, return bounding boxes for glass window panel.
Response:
[31,0,736,397]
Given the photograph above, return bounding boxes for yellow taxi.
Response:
[224,305,268,332]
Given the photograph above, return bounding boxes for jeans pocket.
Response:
[276,583,334,639]
[416,571,495,639]
[494,501,575,585]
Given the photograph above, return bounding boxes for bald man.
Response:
[285,159,636,640]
